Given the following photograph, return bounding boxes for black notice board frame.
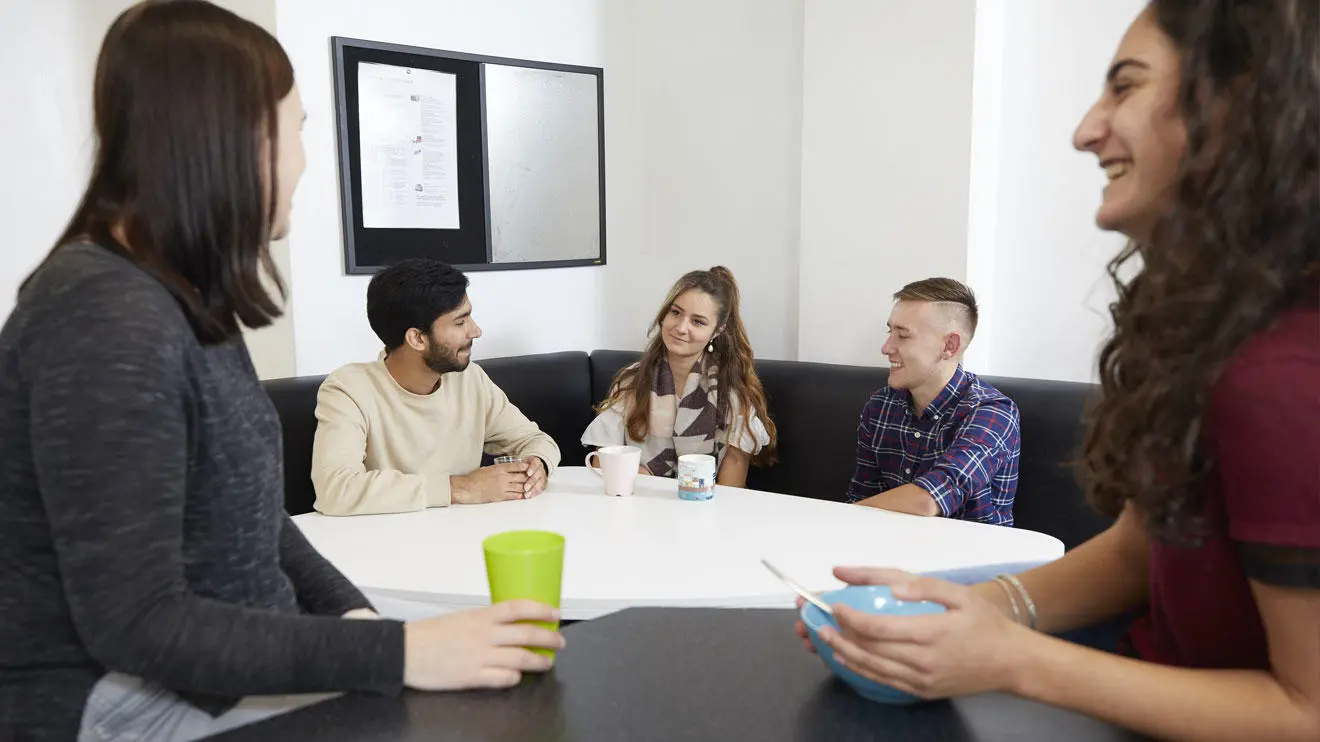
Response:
[330,36,607,274]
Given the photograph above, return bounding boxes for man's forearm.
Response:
[313,468,439,514]
[856,484,940,516]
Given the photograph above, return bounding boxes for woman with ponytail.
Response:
[582,267,777,488]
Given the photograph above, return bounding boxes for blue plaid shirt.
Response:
[846,365,1020,525]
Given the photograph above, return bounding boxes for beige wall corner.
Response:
[245,236,298,380]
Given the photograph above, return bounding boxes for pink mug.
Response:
[585,445,642,496]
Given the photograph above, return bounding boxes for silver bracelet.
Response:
[992,575,1023,625]
[1000,573,1038,630]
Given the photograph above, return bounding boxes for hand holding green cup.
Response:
[483,530,565,659]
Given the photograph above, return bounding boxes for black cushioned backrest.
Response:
[590,350,1112,549]
[589,349,636,405]
[744,358,888,500]
[979,375,1112,549]
[589,351,884,501]
[262,374,327,516]
[262,352,591,516]
[478,351,594,467]
[267,351,1112,549]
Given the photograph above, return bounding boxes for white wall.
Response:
[222,0,299,380]
[5,0,1151,383]
[278,0,603,374]
[0,1,91,322]
[796,0,977,368]
[969,0,1147,382]
[277,0,805,375]
[0,0,297,379]
[960,0,1005,375]
[794,0,1146,380]
[597,0,804,361]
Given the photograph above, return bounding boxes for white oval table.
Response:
[293,467,1064,620]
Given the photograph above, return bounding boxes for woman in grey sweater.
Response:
[0,3,561,740]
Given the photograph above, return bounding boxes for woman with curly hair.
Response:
[796,1,1320,738]
[582,267,777,488]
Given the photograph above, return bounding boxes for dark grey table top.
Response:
[216,607,1147,741]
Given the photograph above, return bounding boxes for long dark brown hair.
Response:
[1083,0,1320,543]
[598,267,778,466]
[36,0,294,344]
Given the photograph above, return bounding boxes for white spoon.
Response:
[761,559,833,616]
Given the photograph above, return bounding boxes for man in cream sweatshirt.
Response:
[310,259,561,516]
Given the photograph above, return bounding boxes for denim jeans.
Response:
[75,593,459,741]
[77,673,336,742]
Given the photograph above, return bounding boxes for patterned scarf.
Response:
[643,354,725,477]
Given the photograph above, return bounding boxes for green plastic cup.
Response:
[482,530,565,658]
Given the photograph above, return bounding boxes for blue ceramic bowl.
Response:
[800,584,947,703]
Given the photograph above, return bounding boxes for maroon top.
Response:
[1126,305,1320,668]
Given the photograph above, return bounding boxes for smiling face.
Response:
[880,300,963,394]
[419,294,482,374]
[1073,7,1188,243]
[660,289,722,359]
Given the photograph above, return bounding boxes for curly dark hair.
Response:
[1082,0,1320,543]
[367,258,470,350]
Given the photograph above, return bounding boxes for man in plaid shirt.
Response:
[847,278,1020,525]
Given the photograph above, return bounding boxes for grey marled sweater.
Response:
[0,243,404,740]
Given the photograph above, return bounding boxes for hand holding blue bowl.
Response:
[798,567,1027,704]
[800,583,947,703]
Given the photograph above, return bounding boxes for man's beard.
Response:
[423,340,472,374]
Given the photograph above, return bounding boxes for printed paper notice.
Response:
[357,63,460,230]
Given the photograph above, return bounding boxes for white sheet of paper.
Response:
[357,63,460,230]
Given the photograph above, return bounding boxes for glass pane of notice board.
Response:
[331,37,606,273]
